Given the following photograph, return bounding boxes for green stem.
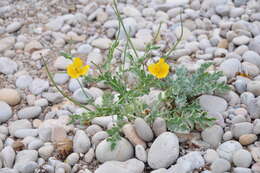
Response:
[76,78,90,102]
[165,10,184,58]
[113,0,138,58]
[41,57,91,111]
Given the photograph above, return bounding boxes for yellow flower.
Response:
[148,58,169,79]
[67,57,90,78]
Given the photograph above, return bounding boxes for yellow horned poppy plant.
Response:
[148,58,169,79]
[67,57,90,78]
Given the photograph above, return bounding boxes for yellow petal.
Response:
[67,64,79,78]
[79,65,90,76]
[73,57,83,68]
[158,58,165,64]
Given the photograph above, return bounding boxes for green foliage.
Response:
[45,0,231,150]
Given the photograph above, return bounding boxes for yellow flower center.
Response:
[148,58,169,79]
[67,57,90,78]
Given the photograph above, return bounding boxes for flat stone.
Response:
[0,101,12,122]
[17,106,42,119]
[199,95,228,113]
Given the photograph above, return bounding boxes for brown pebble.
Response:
[239,134,257,145]
[122,123,146,148]
[12,140,25,151]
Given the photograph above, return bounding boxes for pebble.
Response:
[28,139,43,150]
[29,78,49,95]
[134,118,154,142]
[239,134,257,145]
[6,22,22,33]
[231,122,253,138]
[1,146,15,168]
[0,101,12,122]
[38,145,54,160]
[204,149,219,164]
[217,140,243,161]
[232,149,252,168]
[85,124,103,136]
[0,37,17,52]
[9,119,32,136]
[72,88,92,104]
[14,150,38,172]
[0,88,21,106]
[91,131,109,147]
[42,92,63,104]
[95,159,144,173]
[91,38,112,49]
[210,158,231,173]
[14,129,38,138]
[17,106,42,119]
[77,44,92,54]
[201,125,223,148]
[233,36,250,45]
[73,130,90,153]
[16,75,33,89]
[84,148,94,163]
[21,161,38,173]
[122,124,146,148]
[148,132,179,169]
[24,40,42,53]
[233,167,252,173]
[65,153,79,166]
[242,51,260,68]
[252,162,260,173]
[152,117,167,137]
[54,56,72,70]
[135,144,147,162]
[34,98,48,107]
[95,138,134,163]
[247,81,260,96]
[242,62,260,77]
[219,58,242,78]
[87,51,103,66]
[247,97,260,118]
[53,73,69,85]
[249,36,260,55]
[199,95,228,113]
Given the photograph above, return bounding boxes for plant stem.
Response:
[41,57,91,111]
[76,78,90,102]
[165,10,184,58]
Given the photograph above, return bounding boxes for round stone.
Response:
[239,134,257,145]
[148,132,179,169]
[95,138,134,163]
[210,158,231,173]
[0,101,12,122]
[217,140,243,161]
[233,149,252,168]
[134,118,154,142]
[0,88,21,106]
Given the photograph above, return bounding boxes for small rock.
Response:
[217,140,243,161]
[24,40,43,53]
[91,38,112,49]
[210,158,231,173]
[233,167,252,173]
[0,37,15,53]
[39,145,54,160]
[87,51,103,66]
[9,119,32,136]
[148,132,179,169]
[17,106,42,119]
[204,149,219,164]
[134,118,154,142]
[72,88,92,104]
[85,124,103,136]
[219,58,241,78]
[231,122,253,138]
[1,146,15,168]
[20,161,38,173]
[239,134,257,145]
[6,22,22,33]
[28,139,44,150]
[233,36,250,45]
[54,56,72,70]
[199,95,228,113]
[0,88,21,106]
[91,131,109,147]
[0,101,12,122]
[53,73,69,85]
[135,145,147,162]
[73,130,90,153]
[122,124,146,148]
[95,138,134,163]
[14,150,38,172]
[65,153,79,166]
[152,117,167,136]
[84,148,94,163]
[242,51,260,68]
[14,129,38,138]
[29,78,49,95]
[16,75,33,89]
[42,92,63,104]
[51,126,67,142]
[201,125,223,148]
[252,162,260,173]
[233,149,252,168]
[247,81,260,96]
[95,159,144,173]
